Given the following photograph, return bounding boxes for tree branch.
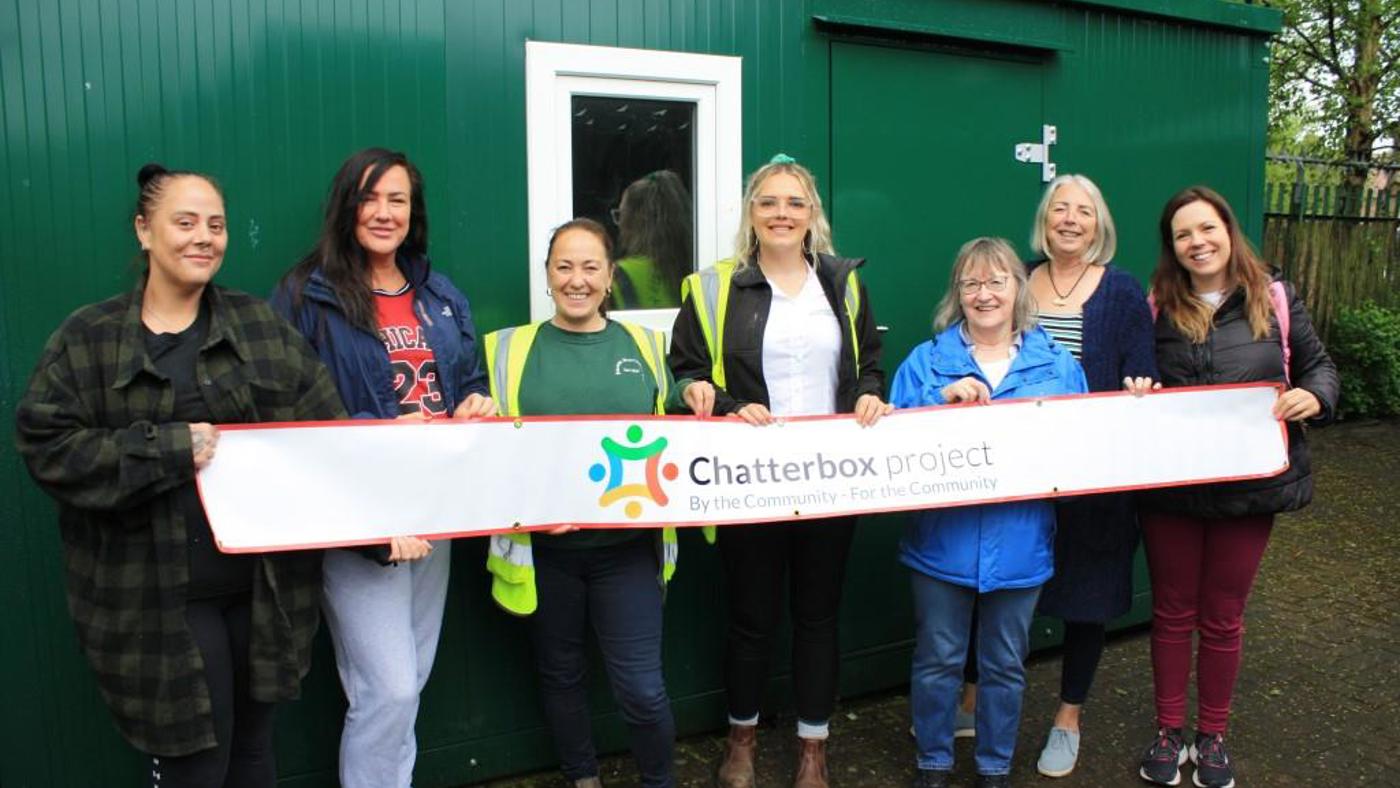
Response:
[1325,0,1343,67]
[1280,28,1347,78]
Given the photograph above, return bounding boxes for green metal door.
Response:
[828,38,1151,657]
[831,40,1048,362]
[828,40,1060,667]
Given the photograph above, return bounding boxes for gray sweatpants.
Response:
[322,542,451,788]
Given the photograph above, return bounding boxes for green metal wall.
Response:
[0,1,1278,785]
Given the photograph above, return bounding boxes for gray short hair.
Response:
[1029,174,1116,265]
[933,237,1039,333]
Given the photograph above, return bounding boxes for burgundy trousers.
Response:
[1141,512,1273,734]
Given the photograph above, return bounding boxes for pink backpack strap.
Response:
[1149,285,1291,385]
[1268,281,1291,386]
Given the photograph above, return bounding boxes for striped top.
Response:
[1037,312,1084,360]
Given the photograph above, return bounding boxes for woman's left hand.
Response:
[683,381,717,417]
[853,394,894,427]
[387,535,434,562]
[1273,387,1322,422]
[453,392,496,419]
[1122,376,1162,397]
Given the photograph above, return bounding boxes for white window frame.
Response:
[525,41,743,336]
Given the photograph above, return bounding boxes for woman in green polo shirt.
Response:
[483,218,714,788]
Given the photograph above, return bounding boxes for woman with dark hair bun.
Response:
[483,218,714,788]
[271,147,493,788]
[16,163,345,786]
[1135,186,1338,788]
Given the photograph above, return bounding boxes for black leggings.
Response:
[718,517,856,725]
[146,594,277,788]
[963,619,1106,706]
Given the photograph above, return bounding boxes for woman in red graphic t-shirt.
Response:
[271,147,493,788]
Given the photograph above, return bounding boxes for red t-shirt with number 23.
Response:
[375,287,447,416]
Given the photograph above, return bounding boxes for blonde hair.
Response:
[733,159,834,266]
[1029,173,1117,265]
[933,237,1039,333]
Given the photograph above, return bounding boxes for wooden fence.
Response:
[1262,157,1400,340]
[1263,215,1399,340]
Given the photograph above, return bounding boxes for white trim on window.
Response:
[525,41,742,335]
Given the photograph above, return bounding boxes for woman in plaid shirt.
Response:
[15,164,345,787]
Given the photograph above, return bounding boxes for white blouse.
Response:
[762,267,841,417]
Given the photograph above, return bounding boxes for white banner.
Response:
[197,384,1288,552]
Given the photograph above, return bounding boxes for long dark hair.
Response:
[1150,185,1273,344]
[615,170,692,296]
[281,148,428,332]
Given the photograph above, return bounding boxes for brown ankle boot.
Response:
[716,724,757,788]
[793,737,829,788]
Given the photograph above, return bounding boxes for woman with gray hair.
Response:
[890,237,1087,788]
[1020,174,1158,777]
[669,154,890,788]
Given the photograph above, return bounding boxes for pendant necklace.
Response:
[1048,263,1090,307]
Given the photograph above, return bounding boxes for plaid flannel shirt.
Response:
[15,282,346,756]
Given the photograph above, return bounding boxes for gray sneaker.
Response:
[954,707,976,738]
[1037,726,1081,777]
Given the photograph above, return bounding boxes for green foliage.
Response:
[1329,301,1400,418]
[1265,0,1400,162]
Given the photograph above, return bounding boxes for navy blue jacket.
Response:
[269,255,488,420]
[1030,262,1159,622]
[890,324,1088,592]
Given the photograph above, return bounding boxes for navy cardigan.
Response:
[1031,261,1159,622]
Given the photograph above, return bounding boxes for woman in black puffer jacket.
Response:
[1135,186,1339,788]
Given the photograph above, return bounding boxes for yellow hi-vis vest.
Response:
[481,320,679,615]
[678,259,865,542]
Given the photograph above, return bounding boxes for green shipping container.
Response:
[0,1,1280,785]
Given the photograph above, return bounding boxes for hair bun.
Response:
[137,163,169,189]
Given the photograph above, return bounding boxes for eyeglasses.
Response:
[752,196,811,216]
[957,277,1010,295]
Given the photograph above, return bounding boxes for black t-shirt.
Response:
[143,304,253,599]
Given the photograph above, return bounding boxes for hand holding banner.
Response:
[197,384,1287,552]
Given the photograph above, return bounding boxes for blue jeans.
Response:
[322,542,451,788]
[910,571,1041,775]
[531,537,675,788]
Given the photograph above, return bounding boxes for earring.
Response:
[606,287,612,296]
[545,287,553,296]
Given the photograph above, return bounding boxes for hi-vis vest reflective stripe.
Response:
[679,260,864,543]
[481,320,679,616]
[678,259,863,390]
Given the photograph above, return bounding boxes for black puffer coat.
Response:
[1143,280,1340,518]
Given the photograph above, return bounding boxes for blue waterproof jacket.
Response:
[889,324,1087,592]
[269,254,488,420]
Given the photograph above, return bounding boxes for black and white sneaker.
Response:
[1139,727,1188,785]
[1190,732,1236,788]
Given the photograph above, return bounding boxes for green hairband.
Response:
[769,153,797,165]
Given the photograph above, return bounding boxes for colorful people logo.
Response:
[587,424,678,518]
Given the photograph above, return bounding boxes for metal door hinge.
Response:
[1014,125,1057,182]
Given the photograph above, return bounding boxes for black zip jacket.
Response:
[668,253,885,415]
[1143,279,1340,518]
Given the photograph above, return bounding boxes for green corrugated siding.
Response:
[0,1,1272,785]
